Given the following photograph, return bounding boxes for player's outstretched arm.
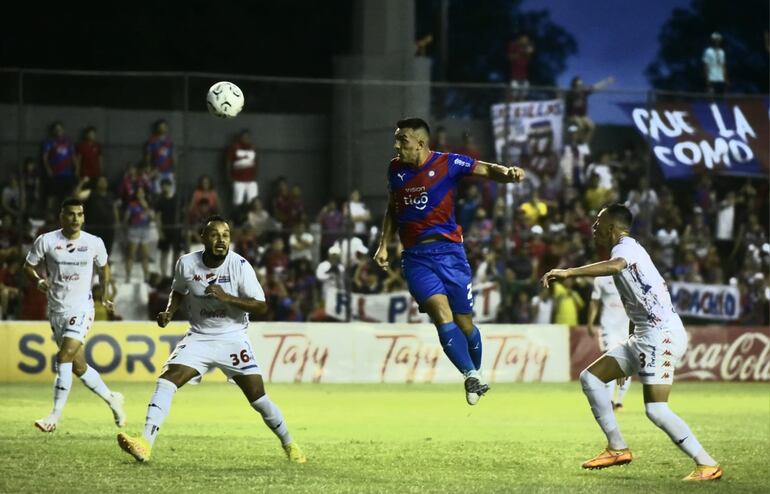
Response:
[157,290,184,327]
[541,258,627,288]
[204,284,267,315]
[472,161,525,184]
[374,193,396,270]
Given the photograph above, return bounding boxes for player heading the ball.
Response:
[374,117,524,405]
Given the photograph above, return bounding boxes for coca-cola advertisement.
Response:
[570,326,770,382]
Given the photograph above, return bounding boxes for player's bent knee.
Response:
[644,402,669,427]
[579,369,602,391]
[72,362,87,377]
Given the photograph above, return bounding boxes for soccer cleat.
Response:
[34,414,58,433]
[117,432,151,462]
[464,376,490,406]
[109,392,127,427]
[582,447,633,469]
[682,464,723,481]
[283,442,307,463]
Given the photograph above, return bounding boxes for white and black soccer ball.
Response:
[206,81,244,119]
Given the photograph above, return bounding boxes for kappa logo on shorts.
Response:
[663,349,672,356]
[193,274,202,281]
[205,273,215,279]
[662,372,670,379]
[663,338,672,344]
[662,361,671,367]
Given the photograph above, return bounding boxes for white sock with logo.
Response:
[580,369,627,450]
[251,395,292,446]
[143,378,177,447]
[79,365,112,402]
[645,402,717,466]
[52,362,73,418]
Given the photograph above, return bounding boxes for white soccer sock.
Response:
[645,402,717,466]
[580,369,627,450]
[616,378,630,405]
[52,362,74,418]
[251,395,293,446]
[143,378,177,447]
[606,379,617,403]
[79,365,112,402]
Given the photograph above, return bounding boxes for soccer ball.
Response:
[206,81,244,119]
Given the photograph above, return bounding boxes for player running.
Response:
[116,216,306,463]
[374,118,524,405]
[24,198,126,432]
[542,204,722,481]
[587,276,631,410]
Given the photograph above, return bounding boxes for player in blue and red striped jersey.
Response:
[374,118,524,405]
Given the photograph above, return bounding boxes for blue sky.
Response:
[522,0,693,122]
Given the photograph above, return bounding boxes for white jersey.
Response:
[25,229,108,314]
[610,236,678,336]
[172,250,265,336]
[591,276,630,331]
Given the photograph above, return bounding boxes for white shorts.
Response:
[599,326,628,352]
[606,322,688,385]
[164,330,261,379]
[233,181,258,206]
[49,308,95,345]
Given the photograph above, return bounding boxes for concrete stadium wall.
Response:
[0,104,331,213]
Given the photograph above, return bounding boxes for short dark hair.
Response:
[603,203,633,229]
[201,214,230,235]
[396,117,431,136]
[60,198,84,211]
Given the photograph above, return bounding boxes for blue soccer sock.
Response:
[467,326,483,371]
[436,322,475,375]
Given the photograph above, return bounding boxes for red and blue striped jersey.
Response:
[388,151,477,249]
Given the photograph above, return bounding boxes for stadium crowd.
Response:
[0,109,768,326]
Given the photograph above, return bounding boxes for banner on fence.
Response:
[669,282,741,320]
[490,99,564,173]
[324,282,500,323]
[569,325,770,382]
[0,322,570,383]
[620,98,769,179]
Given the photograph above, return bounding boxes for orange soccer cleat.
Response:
[582,447,633,469]
[682,464,723,481]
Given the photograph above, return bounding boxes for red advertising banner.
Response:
[570,326,770,382]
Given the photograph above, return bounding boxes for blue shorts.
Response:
[401,241,473,314]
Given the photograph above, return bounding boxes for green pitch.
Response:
[1,381,768,493]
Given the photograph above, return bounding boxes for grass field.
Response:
[1,381,768,493]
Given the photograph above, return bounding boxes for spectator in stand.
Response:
[655,217,680,274]
[234,225,262,267]
[263,237,289,276]
[560,125,590,187]
[318,199,344,253]
[75,126,103,179]
[0,213,20,250]
[187,175,220,223]
[528,225,548,278]
[41,121,78,212]
[564,75,614,145]
[519,189,548,227]
[507,33,534,100]
[624,176,659,234]
[1,173,22,217]
[585,152,615,190]
[552,278,584,325]
[187,197,214,232]
[530,285,554,324]
[315,245,345,301]
[732,213,768,262]
[226,129,259,209]
[456,184,481,232]
[288,185,307,230]
[353,259,383,294]
[703,32,728,95]
[271,177,292,228]
[383,259,407,292]
[288,258,318,320]
[455,131,482,161]
[144,119,175,193]
[431,126,450,151]
[118,163,152,205]
[583,173,610,214]
[343,189,371,238]
[74,176,120,256]
[21,158,42,219]
[123,187,154,282]
[289,221,314,262]
[245,198,276,238]
[155,178,183,278]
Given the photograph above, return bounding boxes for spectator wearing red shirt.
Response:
[118,163,152,205]
[564,75,614,145]
[144,119,175,193]
[75,126,103,179]
[263,237,290,276]
[41,121,77,211]
[508,34,534,100]
[271,178,292,227]
[226,130,259,208]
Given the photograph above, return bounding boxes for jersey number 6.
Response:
[230,349,252,366]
